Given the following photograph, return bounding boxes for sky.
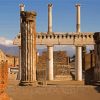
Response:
[0,0,100,40]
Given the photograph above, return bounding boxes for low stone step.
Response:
[55,75,72,80]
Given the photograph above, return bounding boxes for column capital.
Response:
[48,3,53,7]
[19,4,25,11]
[21,11,37,22]
[75,4,80,7]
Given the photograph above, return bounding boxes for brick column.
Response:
[19,11,37,86]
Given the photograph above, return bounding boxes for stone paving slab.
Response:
[5,85,100,100]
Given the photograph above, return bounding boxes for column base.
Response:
[19,81,37,86]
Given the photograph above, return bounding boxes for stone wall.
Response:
[0,49,19,67]
[85,50,95,70]
[37,51,69,69]
[36,51,70,80]
[84,50,95,84]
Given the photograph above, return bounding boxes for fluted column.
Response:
[19,11,37,86]
[47,4,54,80]
[75,4,82,81]
[19,4,25,80]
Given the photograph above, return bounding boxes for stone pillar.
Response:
[19,11,37,86]
[75,46,82,81]
[48,4,52,33]
[19,46,21,80]
[94,32,100,81]
[75,4,82,81]
[18,4,25,80]
[47,4,54,80]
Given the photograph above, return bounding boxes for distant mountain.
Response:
[0,44,19,57]
[0,44,93,58]
[0,44,75,57]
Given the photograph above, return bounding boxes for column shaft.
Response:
[75,4,82,81]
[19,4,25,80]
[48,46,53,80]
[75,47,82,80]
[19,11,37,86]
[47,4,54,80]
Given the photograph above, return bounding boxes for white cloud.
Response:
[0,37,13,46]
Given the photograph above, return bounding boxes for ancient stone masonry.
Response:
[19,11,37,86]
[94,32,100,81]
[37,51,70,80]
[13,3,100,85]
[0,61,8,93]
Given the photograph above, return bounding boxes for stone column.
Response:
[18,46,21,80]
[18,4,25,80]
[94,32,100,81]
[75,4,82,81]
[19,11,37,86]
[47,4,54,80]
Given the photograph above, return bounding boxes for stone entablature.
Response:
[13,32,95,46]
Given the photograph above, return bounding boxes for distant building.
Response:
[0,49,19,67]
[0,49,6,61]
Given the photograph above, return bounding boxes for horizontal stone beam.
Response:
[13,32,95,46]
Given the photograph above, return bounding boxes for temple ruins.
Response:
[13,3,100,86]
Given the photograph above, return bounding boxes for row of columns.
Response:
[19,3,83,86]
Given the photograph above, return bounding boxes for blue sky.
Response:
[0,0,100,39]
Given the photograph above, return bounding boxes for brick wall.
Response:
[37,51,69,69]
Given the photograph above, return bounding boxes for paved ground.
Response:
[6,81,100,100]
[5,85,100,100]
[0,74,100,100]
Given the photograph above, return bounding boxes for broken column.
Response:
[47,4,54,80]
[75,4,82,81]
[19,11,37,86]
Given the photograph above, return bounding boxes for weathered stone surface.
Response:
[94,32,100,81]
[19,11,37,86]
[0,61,8,94]
[37,51,70,80]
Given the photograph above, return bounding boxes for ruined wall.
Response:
[85,50,95,70]
[6,56,19,67]
[0,49,19,67]
[36,51,70,80]
[0,49,6,61]
[0,61,8,92]
[37,51,69,69]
